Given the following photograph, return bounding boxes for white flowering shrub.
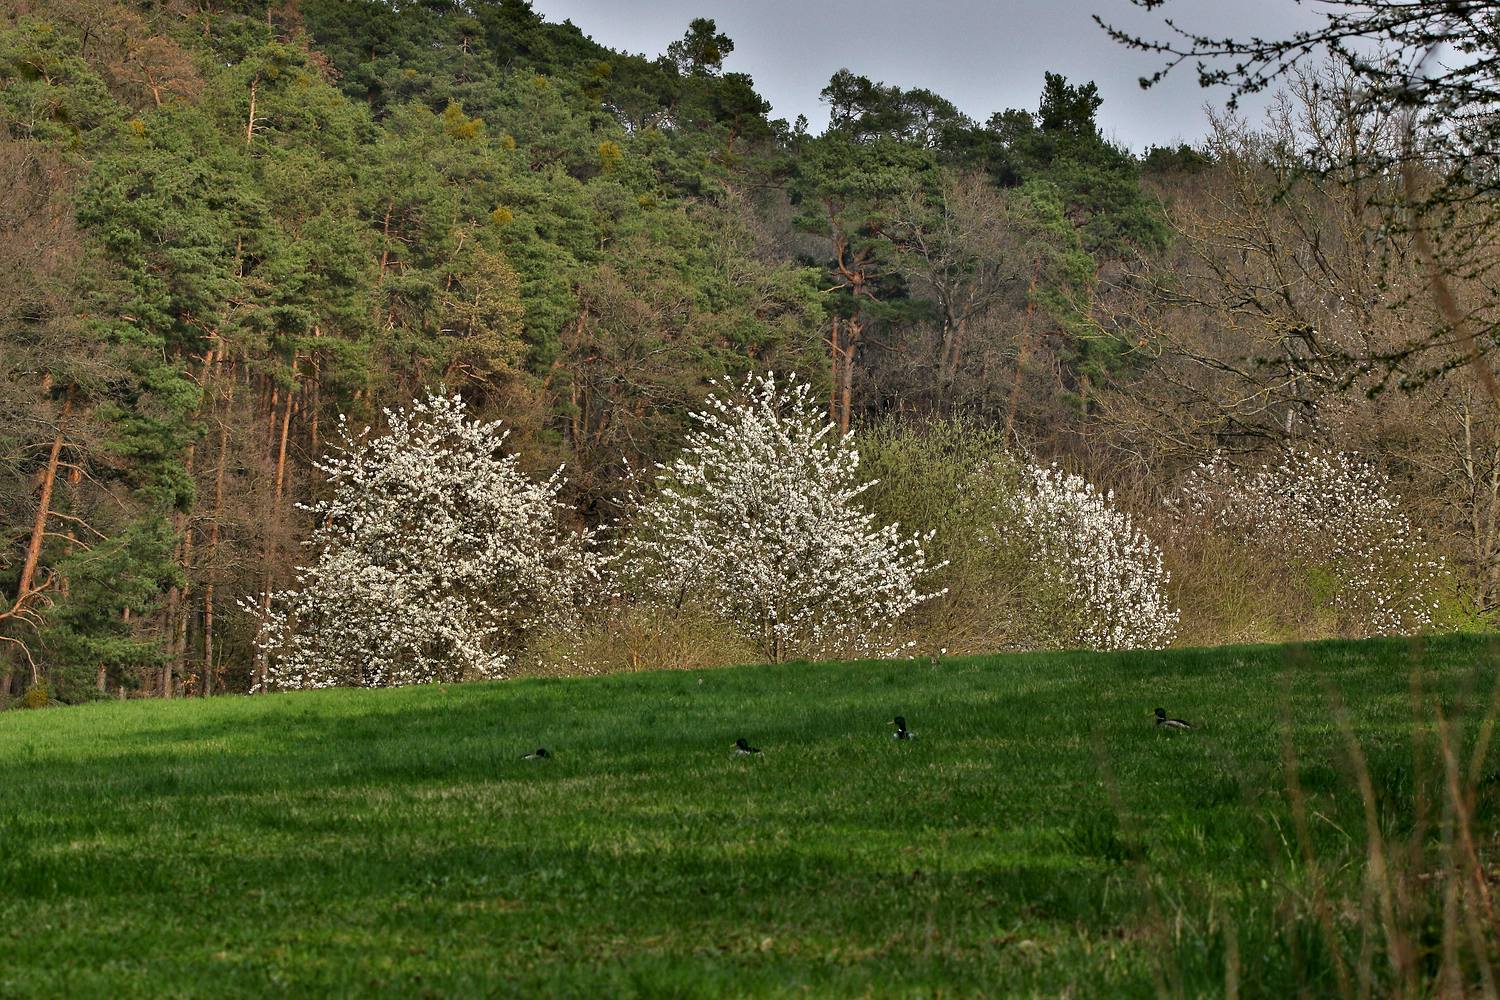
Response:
[989,464,1179,651]
[1174,450,1443,637]
[251,392,598,690]
[617,373,941,662]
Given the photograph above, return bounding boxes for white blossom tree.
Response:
[1174,450,1444,637]
[990,464,1179,651]
[617,373,940,661]
[251,392,598,690]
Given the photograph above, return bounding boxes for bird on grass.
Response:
[522,747,552,760]
[889,715,915,740]
[732,738,762,756]
[1154,708,1192,731]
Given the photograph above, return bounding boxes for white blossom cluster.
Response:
[990,464,1179,651]
[251,393,598,690]
[617,373,942,661]
[1174,450,1443,636]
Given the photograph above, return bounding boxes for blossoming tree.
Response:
[1175,450,1443,636]
[618,373,940,661]
[990,464,1179,651]
[251,392,598,690]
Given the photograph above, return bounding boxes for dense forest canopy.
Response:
[1,0,1495,703]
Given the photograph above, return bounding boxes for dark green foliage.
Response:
[1038,73,1102,136]
[1142,142,1213,175]
[0,0,1194,694]
[921,72,1169,267]
[0,18,123,145]
[41,518,176,701]
[666,17,733,77]
[0,0,830,690]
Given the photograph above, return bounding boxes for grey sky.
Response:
[528,0,1324,151]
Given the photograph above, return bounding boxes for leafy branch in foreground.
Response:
[1098,1,1500,398]
[1097,0,1498,120]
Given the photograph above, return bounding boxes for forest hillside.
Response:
[1,1,1495,703]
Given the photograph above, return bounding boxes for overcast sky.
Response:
[528,0,1324,151]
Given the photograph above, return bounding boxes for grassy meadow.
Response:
[3,634,1498,997]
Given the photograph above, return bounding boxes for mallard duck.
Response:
[522,747,552,760]
[1154,708,1192,731]
[732,738,762,756]
[890,715,914,740]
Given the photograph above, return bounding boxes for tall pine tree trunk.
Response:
[308,327,321,458]
[836,317,861,436]
[266,384,280,441]
[201,409,230,696]
[273,364,294,507]
[254,361,297,692]
[162,349,216,698]
[939,316,967,400]
[828,316,840,425]
[171,500,195,695]
[161,437,197,699]
[1004,259,1042,439]
[9,392,71,685]
[245,76,259,147]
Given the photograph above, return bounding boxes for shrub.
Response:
[858,420,1065,653]
[616,373,940,662]
[860,420,1178,653]
[251,392,598,690]
[1172,450,1443,638]
[995,464,1178,651]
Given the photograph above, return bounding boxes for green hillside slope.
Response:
[2,635,1497,997]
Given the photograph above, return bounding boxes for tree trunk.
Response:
[308,327,321,458]
[15,395,70,607]
[159,588,176,697]
[164,349,219,699]
[254,362,297,692]
[10,393,71,685]
[113,607,130,697]
[1004,259,1042,439]
[161,436,199,700]
[201,415,229,697]
[245,76,259,147]
[274,367,294,504]
[379,201,394,279]
[839,346,854,436]
[1488,434,1500,605]
[172,511,195,695]
[836,317,861,436]
[828,316,841,425]
[266,385,280,445]
[938,316,967,405]
[145,68,163,108]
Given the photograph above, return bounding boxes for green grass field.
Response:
[3,635,1498,997]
